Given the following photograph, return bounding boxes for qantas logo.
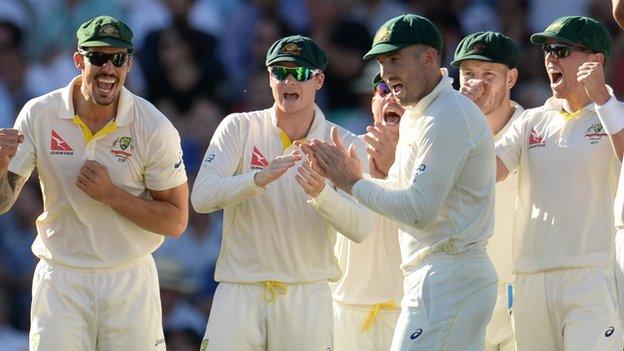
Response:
[251,146,269,169]
[50,130,74,155]
[528,127,546,149]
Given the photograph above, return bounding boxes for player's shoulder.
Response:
[20,87,65,121]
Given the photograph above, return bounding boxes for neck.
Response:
[72,85,117,132]
[561,94,592,113]
[275,104,316,141]
[487,101,515,135]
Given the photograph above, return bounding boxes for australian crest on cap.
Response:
[467,42,487,55]
[546,21,564,33]
[281,43,302,55]
[374,26,392,44]
[99,24,120,38]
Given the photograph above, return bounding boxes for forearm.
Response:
[352,177,439,229]
[0,170,26,214]
[104,183,188,237]
[191,172,265,213]
[309,185,372,243]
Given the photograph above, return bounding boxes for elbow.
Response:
[190,192,213,214]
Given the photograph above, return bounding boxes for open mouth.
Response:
[283,92,299,101]
[548,69,564,89]
[96,76,116,95]
[383,111,402,125]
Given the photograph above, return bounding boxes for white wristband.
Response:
[596,95,624,135]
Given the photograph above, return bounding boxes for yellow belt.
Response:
[361,300,398,332]
[263,281,287,303]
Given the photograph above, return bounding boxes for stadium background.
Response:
[0,0,621,350]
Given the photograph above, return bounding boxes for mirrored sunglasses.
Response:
[374,81,391,97]
[268,66,320,82]
[79,50,132,68]
[540,44,590,59]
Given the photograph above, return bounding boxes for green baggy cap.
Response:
[77,15,133,50]
[364,14,443,60]
[265,35,328,70]
[451,31,520,68]
[530,16,611,60]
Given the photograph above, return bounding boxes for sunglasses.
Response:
[79,50,132,68]
[268,66,320,82]
[540,44,591,59]
[374,81,391,97]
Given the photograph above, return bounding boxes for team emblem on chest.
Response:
[584,122,607,144]
[111,136,133,162]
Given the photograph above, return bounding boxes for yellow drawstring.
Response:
[263,281,287,303]
[361,300,398,332]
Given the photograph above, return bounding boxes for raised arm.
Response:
[0,128,28,214]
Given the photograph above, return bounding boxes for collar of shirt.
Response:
[57,76,135,127]
[269,104,327,149]
[407,68,454,117]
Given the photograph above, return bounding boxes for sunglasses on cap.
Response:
[540,44,592,59]
[268,66,321,82]
[374,81,391,97]
[79,50,132,68]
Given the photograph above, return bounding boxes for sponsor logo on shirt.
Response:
[111,136,133,162]
[605,326,615,337]
[528,127,546,149]
[584,122,607,144]
[154,338,165,347]
[251,146,269,169]
[410,328,423,340]
[412,164,426,183]
[50,130,74,155]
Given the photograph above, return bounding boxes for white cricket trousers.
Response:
[202,281,333,351]
[333,301,400,351]
[390,251,498,351]
[514,266,623,351]
[29,256,165,351]
[485,283,515,351]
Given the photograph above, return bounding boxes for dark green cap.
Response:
[363,14,443,60]
[77,15,133,49]
[530,16,611,60]
[265,35,328,70]
[371,73,383,91]
[451,31,520,68]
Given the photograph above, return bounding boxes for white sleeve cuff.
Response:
[596,95,624,135]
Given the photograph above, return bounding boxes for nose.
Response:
[100,60,116,72]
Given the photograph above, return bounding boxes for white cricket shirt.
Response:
[191,105,372,283]
[496,97,619,273]
[352,69,496,270]
[8,77,187,268]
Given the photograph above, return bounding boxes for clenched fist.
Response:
[0,128,24,171]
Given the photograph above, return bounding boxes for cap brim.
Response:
[80,38,133,49]
[450,54,496,68]
[530,32,578,46]
[265,56,318,70]
[363,43,410,60]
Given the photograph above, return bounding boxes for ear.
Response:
[127,56,134,73]
[422,47,439,67]
[314,72,325,90]
[593,52,606,65]
[73,51,84,70]
[506,68,518,90]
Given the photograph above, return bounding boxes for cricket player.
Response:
[331,73,404,351]
[0,16,189,350]
[190,35,372,351]
[451,31,524,351]
[495,16,624,350]
[302,14,498,351]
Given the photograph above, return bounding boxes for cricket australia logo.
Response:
[111,136,133,162]
[374,26,392,43]
[528,127,546,149]
[99,24,120,38]
[584,122,607,144]
[281,43,302,56]
[467,42,487,55]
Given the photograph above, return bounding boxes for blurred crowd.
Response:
[0,0,623,350]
